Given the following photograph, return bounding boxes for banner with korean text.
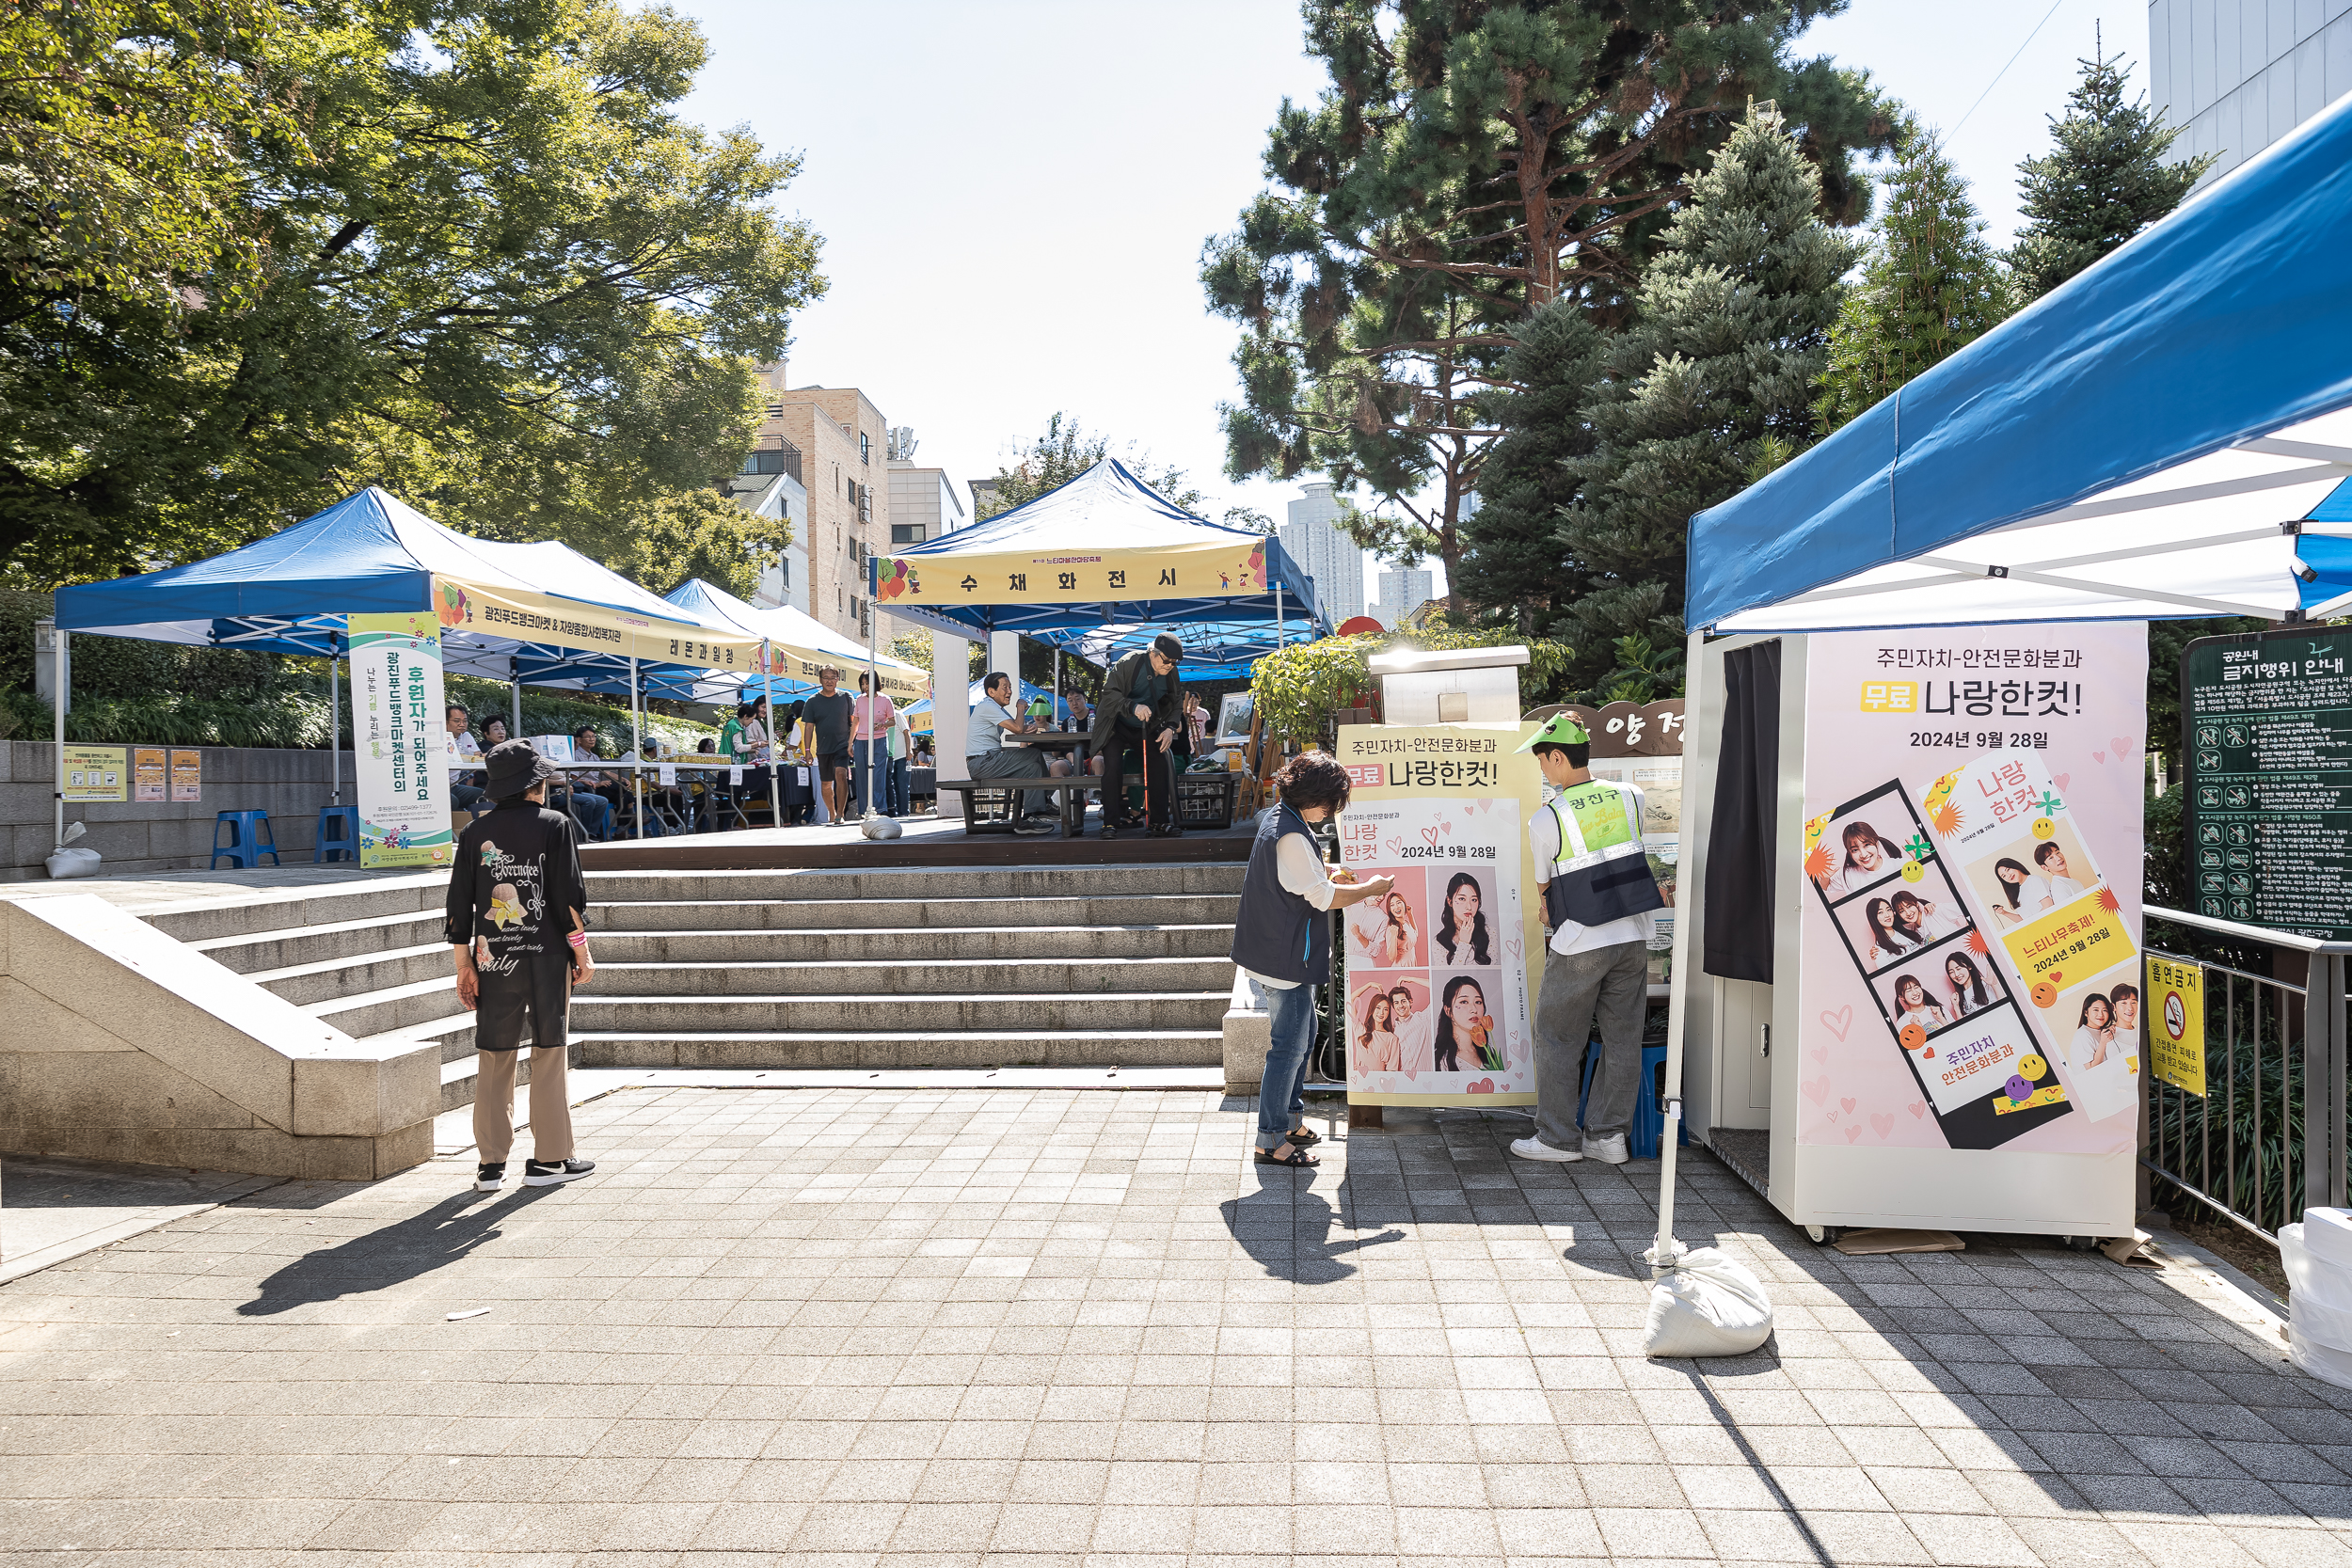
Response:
[1333,723,1547,1108]
[351,611,455,868]
[1796,625,2146,1158]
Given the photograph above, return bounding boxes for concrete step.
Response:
[581,923,1232,964]
[308,974,468,1040]
[573,1030,1222,1069]
[139,873,449,942]
[190,908,446,974]
[581,863,1245,904]
[571,990,1228,1034]
[588,892,1236,932]
[585,955,1232,997]
[246,942,451,1006]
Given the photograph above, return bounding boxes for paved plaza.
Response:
[2,1085,2348,1566]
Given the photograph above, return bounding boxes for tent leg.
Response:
[866,599,881,820]
[629,656,644,841]
[511,666,522,742]
[52,627,68,851]
[328,652,341,806]
[762,638,777,830]
[1649,626,1708,1277]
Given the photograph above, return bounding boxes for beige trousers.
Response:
[472,1047,574,1164]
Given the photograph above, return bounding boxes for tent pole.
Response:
[1648,626,1708,1277]
[865,589,880,820]
[52,627,68,850]
[328,646,342,806]
[511,661,522,741]
[629,655,644,840]
[762,638,777,830]
[1277,580,1285,651]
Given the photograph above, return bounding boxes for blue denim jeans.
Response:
[1253,977,1319,1149]
[887,756,911,816]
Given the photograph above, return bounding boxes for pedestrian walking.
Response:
[803,669,855,820]
[446,740,598,1193]
[1509,713,1667,1166]
[1232,751,1393,1166]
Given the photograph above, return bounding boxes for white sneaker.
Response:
[1510,1136,1583,1163]
[1584,1132,1630,1164]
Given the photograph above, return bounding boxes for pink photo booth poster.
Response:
[1796,625,2146,1157]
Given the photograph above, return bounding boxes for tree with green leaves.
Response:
[0,0,825,587]
[1815,124,2013,431]
[977,413,1200,519]
[605,490,789,600]
[1201,0,1889,598]
[1554,102,1857,696]
[2009,45,2214,302]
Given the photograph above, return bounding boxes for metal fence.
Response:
[2142,903,2352,1244]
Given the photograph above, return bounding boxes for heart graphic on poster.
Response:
[1820,1006,1853,1041]
[1440,820,1452,835]
[1467,1078,1495,1093]
[1870,1112,1895,1138]
[2053,773,2071,792]
[1846,1126,1863,1143]
[2093,751,2106,763]
[1386,837,1403,856]
[1462,806,1475,817]
[1840,1098,1856,1115]
[1808,1046,1828,1066]
[2112,736,2135,757]
[1908,1101,1926,1118]
[1828,1111,1838,1122]
[1803,1076,1830,1104]
[1420,826,1440,847]
[1503,937,1522,960]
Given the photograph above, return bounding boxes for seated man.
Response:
[968,671,1057,835]
[562,725,614,841]
[445,705,487,814]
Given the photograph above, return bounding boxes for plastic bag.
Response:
[2291,1327,2352,1391]
[1643,1247,1774,1358]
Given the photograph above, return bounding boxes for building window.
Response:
[890,523,926,545]
[860,432,870,464]
[739,442,802,481]
[776,558,790,588]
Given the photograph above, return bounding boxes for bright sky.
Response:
[678,0,2154,612]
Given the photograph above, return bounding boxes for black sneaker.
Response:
[474,1163,505,1193]
[1148,822,1185,838]
[524,1158,596,1187]
[1012,817,1056,835]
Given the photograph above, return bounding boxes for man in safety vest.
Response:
[1510,713,1666,1165]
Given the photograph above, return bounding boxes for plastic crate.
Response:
[1175,772,1236,829]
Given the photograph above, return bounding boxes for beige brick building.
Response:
[751,363,891,646]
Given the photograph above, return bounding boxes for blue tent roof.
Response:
[876,460,1327,657]
[1687,90,2352,633]
[54,486,750,694]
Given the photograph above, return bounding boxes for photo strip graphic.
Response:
[1927,752,2143,1126]
[1805,779,2074,1149]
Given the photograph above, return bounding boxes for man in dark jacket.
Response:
[446,741,597,1194]
[1089,633,1184,838]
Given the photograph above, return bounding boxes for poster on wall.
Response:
[1333,723,1547,1107]
[1797,624,2146,1164]
[351,612,454,868]
[168,749,200,802]
[62,745,127,801]
[134,748,167,802]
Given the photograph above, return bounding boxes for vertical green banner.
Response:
[349,612,454,869]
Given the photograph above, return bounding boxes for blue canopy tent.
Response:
[662,578,927,704]
[47,486,756,841]
[1647,91,2352,1275]
[870,459,1327,663]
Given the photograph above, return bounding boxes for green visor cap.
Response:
[1516,712,1590,752]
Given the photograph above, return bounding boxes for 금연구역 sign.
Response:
[2183,627,2352,940]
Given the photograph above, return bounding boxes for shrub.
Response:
[1248,626,1574,750]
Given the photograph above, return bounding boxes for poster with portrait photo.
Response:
[1427,969,1514,1080]
[1808,802,1917,905]
[1344,971,1431,1080]
[1343,866,1427,970]
[1426,864,1501,970]
[1867,938,2008,1037]
[1843,883,1974,973]
[1962,816,2098,933]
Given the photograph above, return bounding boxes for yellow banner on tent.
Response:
[871,535,1275,609]
[753,640,925,700]
[430,576,762,668]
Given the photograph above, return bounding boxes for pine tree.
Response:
[1816,125,2013,432]
[1551,103,1859,697]
[2009,46,2215,302]
[1449,301,1605,635]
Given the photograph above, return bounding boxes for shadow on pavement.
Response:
[236,1185,558,1316]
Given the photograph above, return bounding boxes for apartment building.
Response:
[2149,0,2352,184]
[724,438,809,615]
[1371,565,1435,630]
[750,362,892,644]
[1279,482,1367,626]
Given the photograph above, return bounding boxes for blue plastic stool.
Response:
[314,805,358,863]
[211,810,280,869]
[1577,1040,1687,1160]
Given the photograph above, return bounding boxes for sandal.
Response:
[1256,1141,1319,1167]
[1286,1128,1322,1147]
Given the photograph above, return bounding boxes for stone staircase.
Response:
[151,864,1242,1112]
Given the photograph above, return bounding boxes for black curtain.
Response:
[1703,641,1782,984]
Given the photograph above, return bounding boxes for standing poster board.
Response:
[1333,723,1546,1107]
[1788,624,2145,1231]
[351,612,454,868]
[2182,626,2352,936]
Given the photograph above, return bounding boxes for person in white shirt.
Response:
[968,672,1057,834]
[1230,752,1394,1166]
[1987,857,2049,927]
[444,705,486,812]
[1510,715,1666,1166]
[2033,841,2086,906]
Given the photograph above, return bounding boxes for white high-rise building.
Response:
[2149,1,2352,186]
[1370,566,1436,630]
[1279,483,1367,626]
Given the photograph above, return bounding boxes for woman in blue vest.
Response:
[1232,752,1395,1166]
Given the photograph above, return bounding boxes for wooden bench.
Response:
[941,776,1089,837]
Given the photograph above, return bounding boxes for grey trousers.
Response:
[1533,938,1650,1151]
[967,748,1054,815]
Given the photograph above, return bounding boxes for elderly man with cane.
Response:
[1089,632,1185,839]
